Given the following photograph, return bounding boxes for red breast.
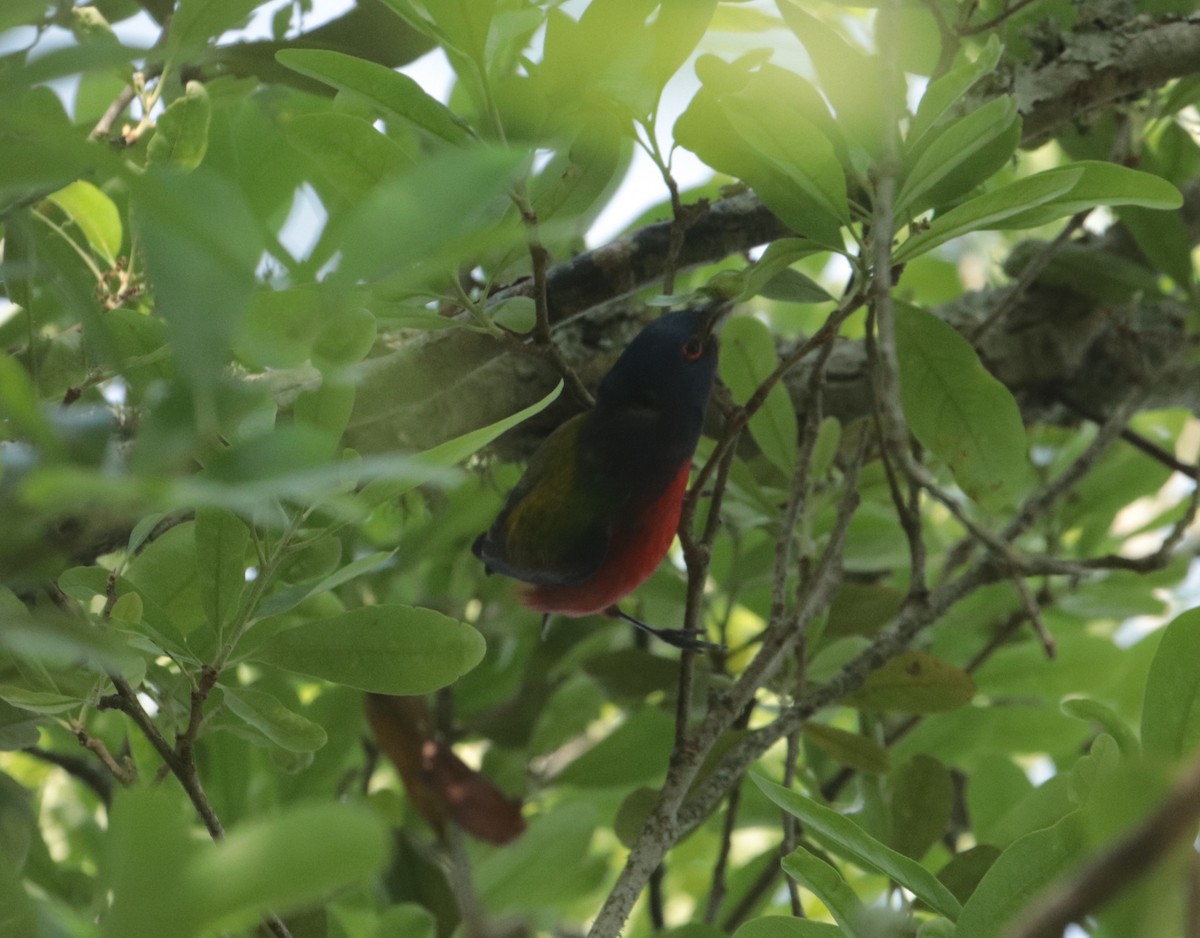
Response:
[519,461,691,616]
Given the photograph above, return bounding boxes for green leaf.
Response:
[0,772,33,877]
[900,162,1180,261]
[194,508,248,633]
[723,87,849,225]
[284,112,413,203]
[0,97,104,203]
[780,848,865,936]
[0,686,83,715]
[362,380,564,505]
[660,926,726,938]
[556,708,675,788]
[101,787,194,938]
[895,303,1030,510]
[893,703,1089,776]
[1061,697,1140,758]
[848,650,976,713]
[220,685,328,753]
[275,49,472,145]
[739,238,825,301]
[650,0,718,91]
[475,803,606,914]
[294,381,356,444]
[895,169,1082,262]
[0,611,144,684]
[46,179,122,265]
[908,35,1003,149]
[124,522,206,637]
[674,82,844,247]
[530,119,627,235]
[181,450,453,513]
[973,630,1125,700]
[233,288,322,369]
[133,167,262,408]
[1118,204,1195,292]
[1141,606,1200,761]
[187,803,389,934]
[333,147,523,284]
[719,316,798,474]
[775,0,887,158]
[997,161,1183,229]
[955,812,1088,938]
[378,904,437,938]
[147,81,212,172]
[734,918,843,938]
[313,306,377,367]
[754,772,963,920]
[757,268,832,304]
[167,0,260,58]
[257,550,395,619]
[802,723,891,775]
[0,0,49,32]
[897,96,1019,215]
[0,700,40,750]
[0,352,59,454]
[614,786,659,848]
[889,755,953,860]
[255,605,485,694]
[489,296,537,333]
[937,845,1002,905]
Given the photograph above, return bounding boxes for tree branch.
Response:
[1003,748,1200,938]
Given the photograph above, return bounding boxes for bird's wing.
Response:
[472,414,613,586]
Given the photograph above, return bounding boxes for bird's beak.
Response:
[694,299,733,344]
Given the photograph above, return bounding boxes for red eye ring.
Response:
[682,339,704,361]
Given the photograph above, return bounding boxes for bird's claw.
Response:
[606,606,724,654]
[651,628,726,654]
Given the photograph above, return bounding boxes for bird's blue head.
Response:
[595,305,723,427]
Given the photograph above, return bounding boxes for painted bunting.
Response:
[472,303,725,650]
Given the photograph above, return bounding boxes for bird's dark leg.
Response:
[605,606,724,653]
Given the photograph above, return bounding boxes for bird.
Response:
[472,302,726,651]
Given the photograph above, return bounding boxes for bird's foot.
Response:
[606,606,725,654]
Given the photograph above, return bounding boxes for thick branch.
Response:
[1012,16,1200,148]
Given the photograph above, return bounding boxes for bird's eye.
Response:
[682,339,704,361]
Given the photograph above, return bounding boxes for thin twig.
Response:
[865,302,927,599]
[704,701,756,924]
[676,391,1150,834]
[1009,574,1056,658]
[70,722,137,786]
[89,83,138,141]
[102,676,225,840]
[1059,395,1199,479]
[648,865,666,931]
[684,294,865,546]
[1003,393,1145,543]
[722,858,782,931]
[703,779,745,924]
[922,0,960,77]
[587,440,866,938]
[22,746,115,806]
[960,0,1045,36]
[512,187,595,408]
[675,444,736,741]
